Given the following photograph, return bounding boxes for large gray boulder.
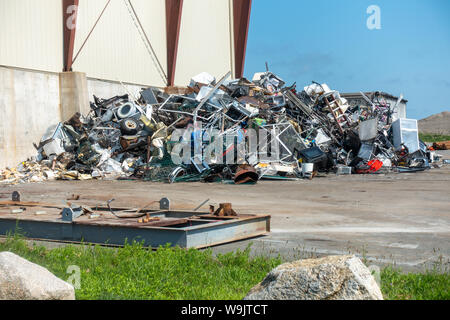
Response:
[245,255,383,300]
[0,252,75,300]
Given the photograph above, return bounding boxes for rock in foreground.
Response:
[245,255,383,300]
[0,252,75,300]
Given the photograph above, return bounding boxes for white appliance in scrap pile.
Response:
[392,118,420,153]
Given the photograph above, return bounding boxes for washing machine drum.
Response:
[117,103,137,119]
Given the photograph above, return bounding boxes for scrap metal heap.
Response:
[0,71,438,185]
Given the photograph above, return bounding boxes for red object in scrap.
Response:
[356,160,383,174]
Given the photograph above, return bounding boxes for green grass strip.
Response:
[0,235,448,300]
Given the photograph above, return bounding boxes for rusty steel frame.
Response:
[233,0,252,79]
[62,0,79,71]
[0,208,270,249]
[166,0,184,87]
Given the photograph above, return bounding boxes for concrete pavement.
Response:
[1,153,449,272]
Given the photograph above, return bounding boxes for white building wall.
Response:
[0,0,235,87]
[0,0,63,72]
[175,0,234,85]
[72,0,168,87]
[87,78,146,102]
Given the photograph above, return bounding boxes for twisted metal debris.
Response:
[0,70,439,185]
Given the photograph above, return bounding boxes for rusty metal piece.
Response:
[188,82,207,94]
[214,203,237,217]
[237,96,268,109]
[234,165,259,184]
[433,141,450,150]
[138,218,187,227]
[138,214,161,224]
[136,201,159,214]
[67,194,81,201]
[164,86,194,95]
[119,136,146,151]
[120,136,137,150]
[106,199,160,220]
[0,201,271,248]
[174,116,193,128]
[0,201,64,209]
[66,112,83,128]
[193,199,210,212]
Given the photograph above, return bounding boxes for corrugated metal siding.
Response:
[0,0,234,87]
[0,0,63,72]
[175,0,233,85]
[72,0,167,87]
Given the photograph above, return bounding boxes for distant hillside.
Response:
[418,111,450,135]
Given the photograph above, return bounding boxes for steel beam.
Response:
[62,0,79,71]
[0,212,270,249]
[165,0,184,87]
[233,0,252,79]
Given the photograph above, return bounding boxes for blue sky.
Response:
[244,0,450,120]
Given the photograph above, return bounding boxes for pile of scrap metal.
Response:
[0,70,438,185]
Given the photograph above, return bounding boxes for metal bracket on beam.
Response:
[62,206,83,222]
[159,198,170,210]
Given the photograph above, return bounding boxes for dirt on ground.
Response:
[419,111,450,135]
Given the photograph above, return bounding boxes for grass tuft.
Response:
[419,133,450,143]
[0,237,281,300]
[381,267,450,300]
[0,236,448,300]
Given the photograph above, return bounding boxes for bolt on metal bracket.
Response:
[159,198,170,210]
